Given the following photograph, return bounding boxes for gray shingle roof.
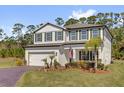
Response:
[65,23,104,29]
[25,41,86,48]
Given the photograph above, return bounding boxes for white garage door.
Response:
[29,52,54,66]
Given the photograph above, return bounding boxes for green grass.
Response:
[0,58,16,68]
[16,60,124,87]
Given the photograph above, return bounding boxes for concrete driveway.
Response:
[0,66,31,87]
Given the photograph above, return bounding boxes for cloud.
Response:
[69,9,97,19]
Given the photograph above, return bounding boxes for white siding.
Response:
[34,24,65,44]
[100,29,112,65]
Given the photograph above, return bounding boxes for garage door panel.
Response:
[29,53,53,66]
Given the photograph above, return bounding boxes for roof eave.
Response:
[65,25,104,30]
[33,22,66,33]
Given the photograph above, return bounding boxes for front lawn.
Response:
[0,58,17,68]
[16,60,124,87]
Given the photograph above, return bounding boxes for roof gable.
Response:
[34,23,65,33]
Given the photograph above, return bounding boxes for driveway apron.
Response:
[0,66,30,87]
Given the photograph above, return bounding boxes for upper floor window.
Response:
[55,32,63,41]
[35,33,42,42]
[45,32,52,42]
[69,31,77,40]
[92,28,100,38]
[79,30,88,40]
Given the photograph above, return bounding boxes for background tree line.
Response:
[0,12,123,59]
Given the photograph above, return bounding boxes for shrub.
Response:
[77,60,86,68]
[104,65,109,71]
[15,59,24,66]
[97,62,104,70]
[70,62,78,68]
[65,62,76,68]
[80,62,94,70]
[0,49,6,58]
[54,59,61,69]
[65,61,86,68]
[23,59,27,65]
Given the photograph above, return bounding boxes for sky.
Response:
[0,5,124,36]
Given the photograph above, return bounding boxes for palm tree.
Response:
[25,25,36,44]
[104,13,110,19]
[114,13,120,25]
[79,17,86,23]
[49,55,55,68]
[85,37,102,70]
[54,59,61,69]
[55,17,64,26]
[87,16,97,24]
[120,12,124,27]
[42,58,49,69]
[12,23,25,48]
[64,18,79,26]
[0,28,4,39]
[12,23,25,38]
[26,25,36,34]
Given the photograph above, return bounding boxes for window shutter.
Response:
[79,30,81,40]
[90,29,92,38]
[69,31,71,40]
[76,30,78,40]
[40,33,42,41]
[55,32,57,41]
[51,32,52,41]
[87,30,88,40]
[35,34,37,42]
[45,33,46,41]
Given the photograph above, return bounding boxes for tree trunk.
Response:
[50,60,52,68]
[94,49,98,72]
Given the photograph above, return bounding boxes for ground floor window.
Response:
[79,50,98,61]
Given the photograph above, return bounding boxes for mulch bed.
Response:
[81,69,111,74]
[95,70,111,74]
[33,66,111,74]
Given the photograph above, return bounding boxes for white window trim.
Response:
[35,33,42,42]
[45,32,52,42]
[69,31,77,41]
[55,31,63,41]
[79,29,88,40]
[92,28,100,38]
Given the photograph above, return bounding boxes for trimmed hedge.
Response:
[0,48,24,58]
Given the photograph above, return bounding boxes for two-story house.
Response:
[25,22,112,66]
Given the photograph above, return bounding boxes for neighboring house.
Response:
[25,22,112,66]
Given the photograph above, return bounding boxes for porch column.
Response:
[100,28,103,40]
[88,29,91,40]
[73,49,76,61]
